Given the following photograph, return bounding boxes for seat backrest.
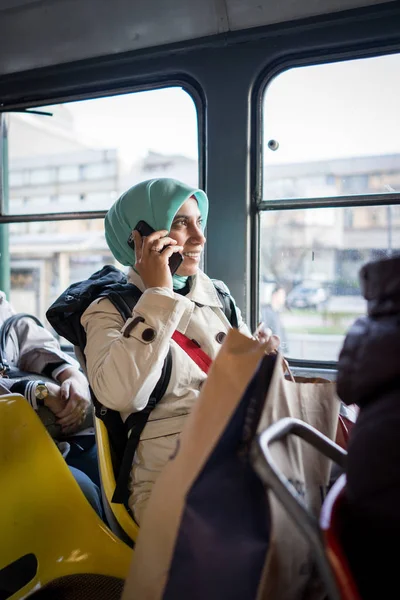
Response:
[94,417,139,544]
[319,474,362,600]
[0,394,132,600]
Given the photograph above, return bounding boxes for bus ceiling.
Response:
[0,0,394,77]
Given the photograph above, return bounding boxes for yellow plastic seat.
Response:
[94,417,139,545]
[0,394,133,600]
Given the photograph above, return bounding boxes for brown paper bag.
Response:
[122,331,340,600]
[257,355,340,600]
[123,329,269,600]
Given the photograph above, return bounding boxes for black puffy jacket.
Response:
[336,255,400,600]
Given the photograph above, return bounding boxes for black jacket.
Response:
[336,255,400,599]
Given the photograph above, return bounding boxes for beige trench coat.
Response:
[82,270,250,522]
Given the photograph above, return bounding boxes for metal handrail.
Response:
[251,417,347,600]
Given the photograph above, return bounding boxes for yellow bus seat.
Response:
[0,394,132,600]
[94,417,139,545]
[14,573,125,600]
[73,344,139,545]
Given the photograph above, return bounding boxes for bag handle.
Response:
[280,356,356,449]
[282,357,295,382]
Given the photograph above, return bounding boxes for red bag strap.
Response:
[336,414,356,450]
[172,331,212,374]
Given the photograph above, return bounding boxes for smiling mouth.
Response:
[183,251,201,258]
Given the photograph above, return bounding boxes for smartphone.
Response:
[128,220,183,276]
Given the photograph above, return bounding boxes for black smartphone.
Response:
[128,220,183,276]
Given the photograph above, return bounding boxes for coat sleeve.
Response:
[0,293,79,376]
[81,287,193,414]
[13,318,80,376]
[0,379,12,395]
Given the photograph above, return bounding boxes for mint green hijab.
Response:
[105,178,208,288]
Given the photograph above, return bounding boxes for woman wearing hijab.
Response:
[82,178,277,523]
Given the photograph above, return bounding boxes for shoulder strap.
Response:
[172,331,212,374]
[0,313,44,375]
[212,280,239,329]
[112,350,173,504]
[109,281,238,503]
[92,286,173,505]
[103,286,143,321]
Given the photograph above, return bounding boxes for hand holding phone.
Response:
[129,220,183,276]
[127,221,183,289]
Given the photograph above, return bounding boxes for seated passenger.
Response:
[336,255,400,599]
[0,292,103,518]
[82,178,279,524]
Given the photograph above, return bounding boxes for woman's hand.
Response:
[43,380,89,434]
[56,378,91,434]
[254,323,280,354]
[43,368,91,434]
[43,381,68,416]
[133,229,183,289]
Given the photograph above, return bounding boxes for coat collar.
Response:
[127,268,223,309]
[186,269,223,308]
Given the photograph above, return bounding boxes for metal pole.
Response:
[387,204,393,257]
[0,114,10,297]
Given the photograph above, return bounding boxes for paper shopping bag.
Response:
[122,332,340,600]
[123,329,274,600]
[257,355,340,600]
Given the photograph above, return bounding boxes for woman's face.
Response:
[169,197,206,276]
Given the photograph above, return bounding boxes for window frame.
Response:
[251,46,400,365]
[0,76,205,225]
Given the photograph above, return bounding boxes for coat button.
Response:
[215,331,226,344]
[142,327,156,342]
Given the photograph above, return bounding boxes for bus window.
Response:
[260,53,400,361]
[9,218,114,327]
[2,86,199,325]
[259,206,399,361]
[262,53,400,201]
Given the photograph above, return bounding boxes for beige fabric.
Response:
[129,433,180,525]
[122,332,340,600]
[81,270,249,522]
[256,355,340,600]
[122,328,267,600]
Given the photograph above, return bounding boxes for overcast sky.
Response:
[42,51,400,166]
[60,87,199,163]
[264,52,400,165]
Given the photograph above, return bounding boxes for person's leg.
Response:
[68,465,104,519]
[65,435,101,487]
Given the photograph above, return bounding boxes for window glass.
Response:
[260,53,400,362]
[9,171,24,187]
[259,206,399,361]
[4,86,199,339]
[6,87,199,214]
[9,218,116,332]
[263,54,400,200]
[58,165,80,182]
[29,168,56,186]
[82,162,117,180]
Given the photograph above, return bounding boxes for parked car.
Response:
[287,282,329,309]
